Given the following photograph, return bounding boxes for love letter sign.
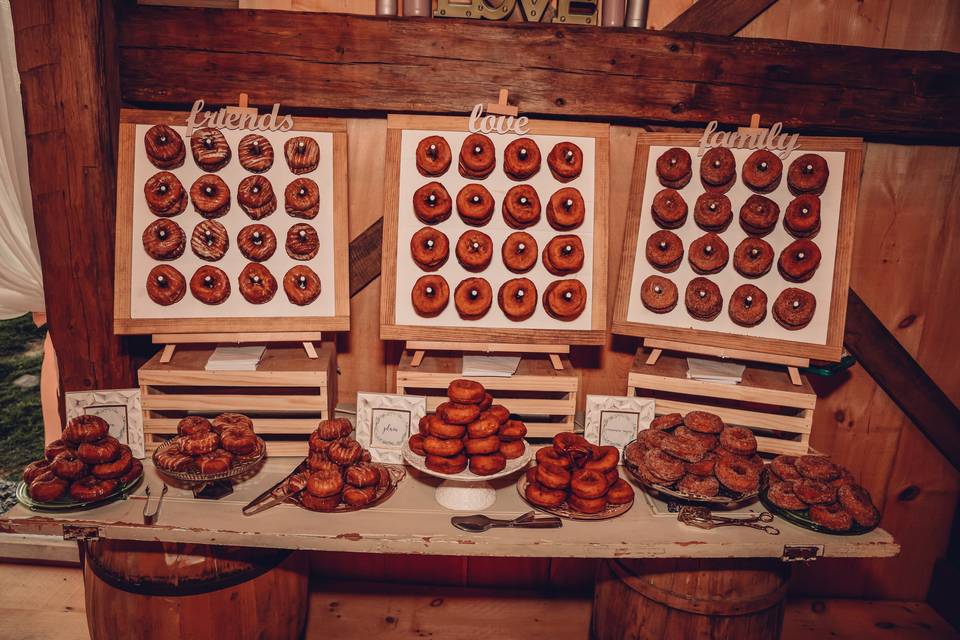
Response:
[468,103,530,135]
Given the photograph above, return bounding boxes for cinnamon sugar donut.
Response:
[238,133,274,173]
[191,128,231,172]
[640,275,678,314]
[191,220,229,261]
[546,188,585,231]
[142,219,185,260]
[645,230,684,273]
[238,175,277,220]
[685,451,718,476]
[643,448,685,482]
[693,192,732,232]
[542,235,584,276]
[190,266,231,305]
[795,479,837,505]
[728,284,767,327]
[411,275,449,317]
[651,188,687,229]
[459,133,496,179]
[416,136,452,177]
[411,227,449,271]
[284,266,321,305]
[190,174,231,218]
[285,178,320,219]
[684,277,722,321]
[739,194,780,236]
[719,426,757,456]
[675,425,717,451]
[742,149,782,193]
[413,182,452,224]
[284,136,319,174]
[503,138,541,181]
[773,288,816,330]
[838,484,880,527]
[237,224,277,262]
[286,223,320,260]
[456,184,494,226]
[456,230,493,272]
[498,278,537,321]
[144,125,185,170]
[547,142,583,183]
[502,185,541,229]
[733,237,774,278]
[542,279,587,321]
[715,455,760,494]
[656,147,692,189]
[809,503,853,531]
[684,411,724,434]
[770,455,803,481]
[454,277,492,320]
[767,479,807,510]
[778,239,821,283]
[678,473,720,497]
[238,263,277,304]
[650,413,683,431]
[501,232,538,273]
[659,434,706,463]
[688,232,729,275]
[144,171,187,217]
[785,195,821,238]
[64,415,110,444]
[795,455,840,482]
[699,147,736,193]
[788,153,829,196]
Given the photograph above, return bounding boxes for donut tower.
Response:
[408,379,528,476]
[154,413,261,475]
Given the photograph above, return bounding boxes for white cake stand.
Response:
[401,441,533,511]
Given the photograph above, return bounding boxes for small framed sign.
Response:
[356,392,426,463]
[584,394,655,461]
[64,389,145,458]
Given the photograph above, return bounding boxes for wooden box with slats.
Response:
[138,343,336,456]
[626,352,815,456]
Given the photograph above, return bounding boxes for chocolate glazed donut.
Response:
[238,175,277,220]
[285,178,320,219]
[144,171,187,217]
[498,278,537,321]
[142,219,185,260]
[190,266,231,305]
[144,125,185,170]
[238,133,274,173]
[190,174,231,218]
[501,232,538,273]
[283,265,322,306]
[190,128,231,172]
[286,223,320,260]
[191,220,229,261]
[239,263,278,304]
[146,265,186,306]
[411,274,449,318]
[237,224,277,262]
[284,136,320,174]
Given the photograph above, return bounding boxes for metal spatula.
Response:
[451,511,563,532]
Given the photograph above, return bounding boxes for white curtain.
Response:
[0,0,44,318]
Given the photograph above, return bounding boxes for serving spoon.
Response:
[451,511,563,532]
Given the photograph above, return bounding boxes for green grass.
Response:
[0,313,45,480]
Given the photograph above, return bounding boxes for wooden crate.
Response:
[627,352,815,456]
[138,343,337,456]
[395,351,579,438]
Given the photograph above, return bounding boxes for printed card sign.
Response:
[584,394,655,461]
[356,393,426,463]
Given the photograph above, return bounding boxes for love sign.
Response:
[468,103,530,135]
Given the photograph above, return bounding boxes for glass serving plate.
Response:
[151,436,267,483]
[758,483,878,536]
[16,470,144,512]
[516,474,633,521]
[287,464,406,513]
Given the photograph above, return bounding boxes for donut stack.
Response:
[21,415,141,503]
[524,432,634,514]
[153,413,260,475]
[626,411,763,498]
[766,454,880,532]
[297,418,388,511]
[407,379,528,476]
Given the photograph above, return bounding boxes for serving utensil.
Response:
[242,460,309,516]
[678,506,780,535]
[142,484,168,525]
[451,511,563,532]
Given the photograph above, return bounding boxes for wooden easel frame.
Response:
[405,340,569,370]
[153,332,323,363]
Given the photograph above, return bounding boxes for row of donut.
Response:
[411,275,585,321]
[657,147,829,196]
[415,134,584,182]
[412,228,583,276]
[144,124,319,175]
[142,219,319,263]
[146,263,321,307]
[144,171,320,220]
[413,182,585,231]
[642,275,815,330]
[653,190,822,240]
[647,231,821,283]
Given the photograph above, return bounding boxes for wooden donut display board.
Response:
[113,108,350,335]
[613,131,862,362]
[380,114,609,345]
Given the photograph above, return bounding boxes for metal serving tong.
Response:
[242,460,310,516]
[142,484,168,525]
[678,506,780,535]
[451,511,563,533]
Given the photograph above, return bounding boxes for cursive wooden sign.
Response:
[435,0,598,25]
[697,120,801,159]
[469,103,530,135]
[185,99,294,137]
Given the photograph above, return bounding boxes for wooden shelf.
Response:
[0,457,897,560]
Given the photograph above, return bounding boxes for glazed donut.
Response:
[212,413,254,433]
[120,458,144,486]
[285,178,320,219]
[154,445,194,472]
[52,452,88,480]
[69,476,117,502]
[546,188,585,231]
[773,288,816,330]
[29,471,69,502]
[674,425,718,452]
[795,479,837,505]
[300,491,341,511]
[734,237,774,278]
[728,284,768,328]
[643,448,685,483]
[688,232,729,275]
[651,188,687,229]
[542,279,587,321]
[784,195,821,238]
[739,194,780,237]
[190,220,229,262]
[411,227,449,271]
[238,262,278,304]
[536,446,571,469]
[795,455,840,482]
[699,147,736,193]
[23,459,53,484]
[651,413,683,431]
[425,453,468,474]
[567,494,607,514]
[92,445,134,479]
[693,193,732,233]
[285,223,320,261]
[238,133,274,173]
[44,439,76,461]
[180,431,219,456]
[238,175,277,220]
[498,278,538,321]
[809,503,854,531]
[145,265,186,306]
[454,277,492,320]
[190,266,231,305]
[503,138,541,180]
[685,451,718,477]
[308,453,339,474]
[346,463,381,488]
[411,275,449,318]
[343,485,377,507]
[498,420,527,441]
[470,453,507,476]
[715,455,760,494]
[719,426,757,456]
[197,449,234,475]
[684,411,724,434]
[283,265,322,306]
[177,416,212,437]
[237,224,277,262]
[656,147,692,189]
[484,405,510,425]
[307,469,345,498]
[144,124,185,169]
[547,142,583,182]
[416,136,452,177]
[220,427,258,455]
[144,171,187,217]
[524,481,566,508]
[191,128,231,171]
[678,473,720,497]
[328,438,363,466]
[64,415,110,444]
[413,182,452,224]
[838,484,880,527]
[448,379,485,404]
[606,479,635,505]
[766,479,807,510]
[419,415,444,436]
[190,174,231,218]
[459,133,496,179]
[284,136,320,174]
[778,239,822,283]
[501,232,538,273]
[502,185,541,229]
[456,184,495,226]
[466,415,500,438]
[606,466,621,486]
[788,153,829,196]
[542,235,584,276]
[309,432,331,455]
[552,432,590,456]
[456,230,493,271]
[770,455,802,481]
[142,219,185,260]
[316,418,353,441]
[77,437,121,465]
[742,149,782,193]
[570,468,609,499]
[478,393,493,412]
[499,439,525,459]
[408,434,427,456]
[583,445,619,472]
[659,434,706,463]
[428,419,466,440]
[439,402,482,426]
[537,463,572,489]
[465,435,501,455]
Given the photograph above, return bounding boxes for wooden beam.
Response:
[349,216,382,297]
[666,0,779,36]
[11,0,136,392]
[114,5,960,143]
[845,289,960,471]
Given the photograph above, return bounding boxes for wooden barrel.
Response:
[82,540,307,640]
[591,558,790,640]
